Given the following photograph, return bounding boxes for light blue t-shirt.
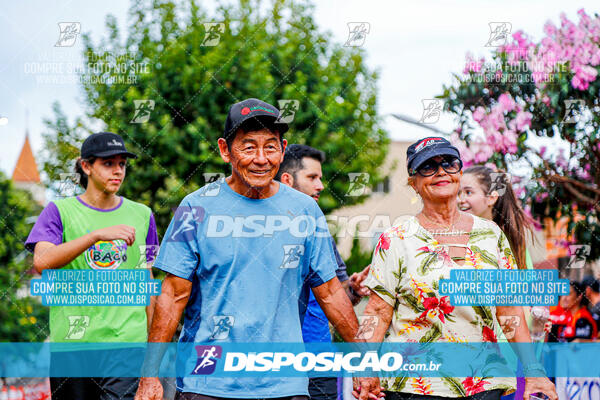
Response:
[154,179,338,397]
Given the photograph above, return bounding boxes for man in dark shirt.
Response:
[276,144,370,400]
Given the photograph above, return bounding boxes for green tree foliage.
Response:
[40,0,389,231]
[343,234,372,275]
[0,174,49,341]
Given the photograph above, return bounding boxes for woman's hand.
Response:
[349,265,372,297]
[523,377,558,400]
[93,224,136,246]
[351,286,393,399]
[352,377,385,400]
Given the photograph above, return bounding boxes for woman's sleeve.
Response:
[25,202,63,252]
[363,231,401,307]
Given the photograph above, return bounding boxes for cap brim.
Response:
[90,150,138,159]
[410,147,460,172]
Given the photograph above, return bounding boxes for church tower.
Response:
[12,134,46,205]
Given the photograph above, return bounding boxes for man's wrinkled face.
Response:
[223,128,286,189]
[292,157,324,201]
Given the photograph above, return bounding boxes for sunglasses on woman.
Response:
[411,156,463,177]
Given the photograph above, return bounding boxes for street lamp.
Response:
[390,113,450,136]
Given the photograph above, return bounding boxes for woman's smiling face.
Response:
[458,173,497,218]
[411,156,462,202]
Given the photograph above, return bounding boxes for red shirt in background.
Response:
[550,305,597,341]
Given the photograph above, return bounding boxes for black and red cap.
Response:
[223,98,289,139]
[407,136,460,175]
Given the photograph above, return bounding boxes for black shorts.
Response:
[308,377,337,400]
[50,377,139,400]
[49,347,143,400]
[174,393,309,400]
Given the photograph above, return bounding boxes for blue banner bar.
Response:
[0,342,598,378]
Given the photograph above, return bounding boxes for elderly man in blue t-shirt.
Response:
[276,144,370,400]
[135,99,361,400]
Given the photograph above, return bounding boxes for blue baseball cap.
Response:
[407,137,461,175]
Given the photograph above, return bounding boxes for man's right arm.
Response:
[136,273,192,400]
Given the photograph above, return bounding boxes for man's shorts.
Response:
[50,377,139,400]
[308,377,337,400]
[49,347,143,400]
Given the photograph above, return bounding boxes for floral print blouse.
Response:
[363,215,517,397]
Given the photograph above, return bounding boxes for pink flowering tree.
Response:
[439,9,600,259]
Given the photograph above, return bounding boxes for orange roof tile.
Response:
[12,135,41,183]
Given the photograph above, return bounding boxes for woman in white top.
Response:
[353,137,557,400]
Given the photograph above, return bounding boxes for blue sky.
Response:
[0,0,597,176]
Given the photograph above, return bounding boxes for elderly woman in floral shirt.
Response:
[353,137,557,400]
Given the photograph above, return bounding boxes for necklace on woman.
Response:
[420,212,468,236]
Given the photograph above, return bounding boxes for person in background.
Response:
[550,281,597,342]
[583,276,600,336]
[276,143,370,400]
[548,292,570,343]
[458,166,552,400]
[458,166,533,270]
[25,132,158,400]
